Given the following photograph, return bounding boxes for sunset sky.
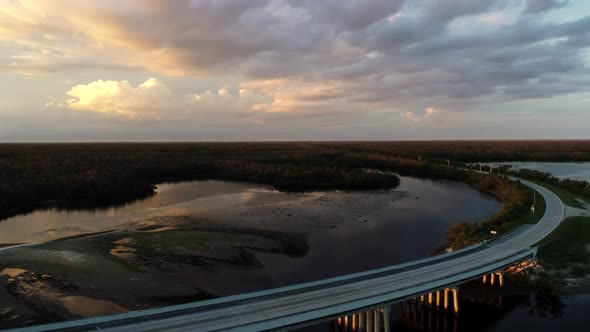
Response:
[1,0,589,141]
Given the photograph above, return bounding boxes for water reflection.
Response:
[0,178,500,249]
[0,181,273,243]
[299,284,580,332]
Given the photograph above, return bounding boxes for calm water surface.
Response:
[498,162,590,182]
[0,181,265,243]
[299,293,590,332]
[0,176,500,290]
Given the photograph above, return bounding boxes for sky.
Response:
[1,0,590,141]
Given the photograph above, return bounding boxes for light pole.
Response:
[490,230,497,239]
[531,190,537,215]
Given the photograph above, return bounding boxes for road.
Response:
[6,178,565,332]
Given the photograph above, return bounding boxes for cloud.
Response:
[3,0,590,121]
[60,78,273,120]
[524,0,569,14]
[400,107,443,123]
[400,111,421,123]
[65,78,176,118]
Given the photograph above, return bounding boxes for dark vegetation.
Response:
[510,263,567,318]
[342,140,590,162]
[0,142,409,219]
[537,217,590,269]
[2,141,584,235]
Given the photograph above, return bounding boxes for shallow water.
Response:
[0,181,272,243]
[496,162,590,182]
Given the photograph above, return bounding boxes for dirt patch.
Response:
[5,271,79,324]
[3,271,130,327]
[58,296,128,317]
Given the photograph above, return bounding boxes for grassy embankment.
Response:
[501,167,590,209]
[496,186,547,234]
[526,180,589,209]
[493,167,590,277]
[500,171,590,282]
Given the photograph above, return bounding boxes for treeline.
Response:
[332,140,590,162]
[505,168,590,200]
[0,143,403,220]
[0,142,540,225]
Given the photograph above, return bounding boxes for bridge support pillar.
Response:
[374,310,381,332]
[443,288,449,311]
[359,311,365,331]
[491,273,495,286]
[420,295,425,305]
[452,287,459,314]
[382,307,391,332]
[352,314,357,331]
[366,311,373,332]
[497,272,504,287]
[483,274,487,284]
[428,292,433,306]
[436,290,440,308]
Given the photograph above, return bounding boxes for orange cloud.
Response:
[59,78,273,119]
[400,107,444,123]
[65,78,173,118]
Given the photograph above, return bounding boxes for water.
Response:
[174,177,502,295]
[0,176,503,327]
[496,162,590,182]
[488,294,590,331]
[0,181,269,244]
[0,177,500,287]
[300,293,590,332]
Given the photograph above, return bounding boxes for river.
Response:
[0,175,502,328]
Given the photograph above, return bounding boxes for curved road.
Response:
[6,178,565,332]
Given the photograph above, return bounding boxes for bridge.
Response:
[6,178,564,332]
